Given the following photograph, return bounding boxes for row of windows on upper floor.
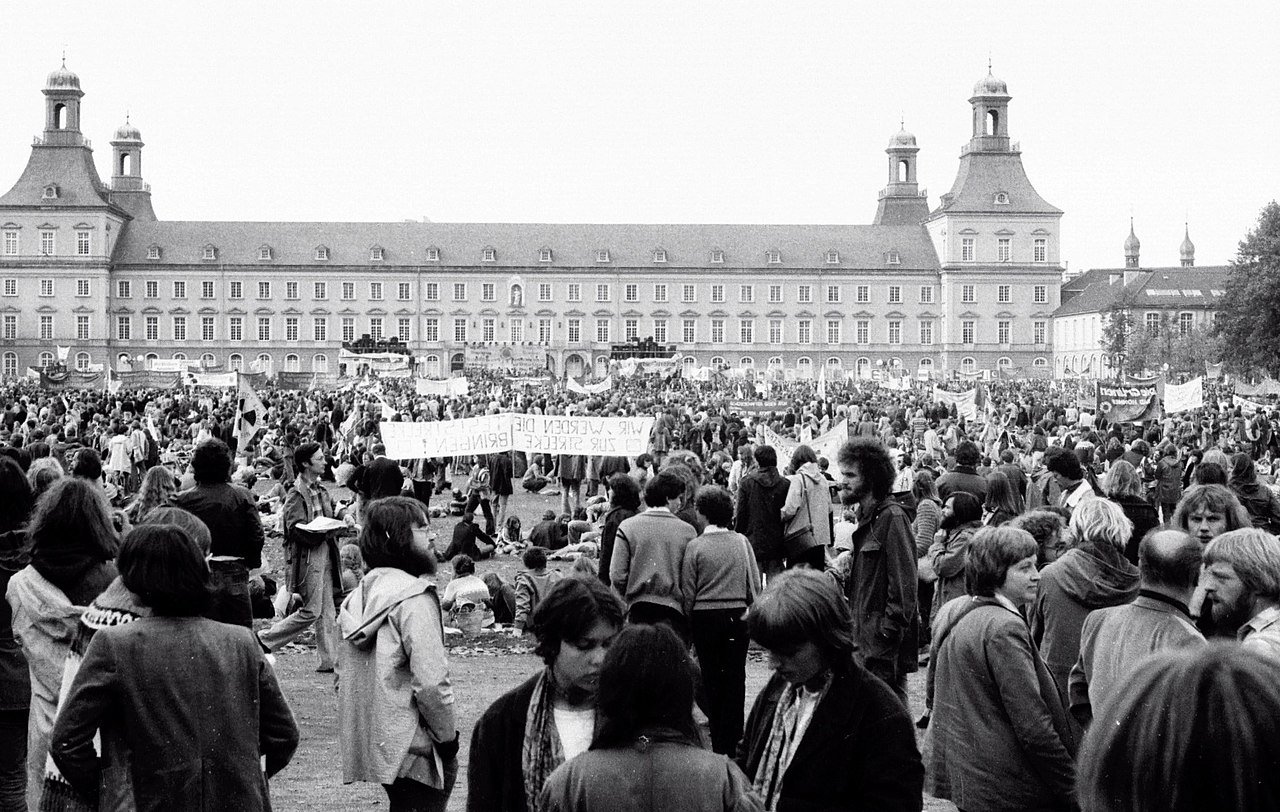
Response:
[126,244,904,266]
[958,236,1049,263]
[3,278,1053,306]
[1,228,93,257]
[24,311,1049,348]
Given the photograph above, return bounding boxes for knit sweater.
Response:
[610,508,697,613]
[680,528,760,616]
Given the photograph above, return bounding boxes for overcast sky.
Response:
[2,1,1277,273]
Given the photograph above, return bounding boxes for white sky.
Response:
[2,1,1277,273]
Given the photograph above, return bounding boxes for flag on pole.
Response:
[817,365,827,400]
[235,371,267,451]
[56,345,71,364]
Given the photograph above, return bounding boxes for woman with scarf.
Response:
[468,577,626,812]
[4,478,118,812]
[338,496,458,811]
[538,623,763,812]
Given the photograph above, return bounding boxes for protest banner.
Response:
[1164,377,1204,414]
[566,376,613,395]
[728,400,789,414]
[188,371,238,388]
[1097,381,1160,423]
[761,420,848,463]
[380,413,654,459]
[932,387,978,420]
[117,370,182,389]
[415,377,470,398]
[1234,395,1267,415]
[464,343,548,374]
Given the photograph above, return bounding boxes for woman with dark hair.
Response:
[538,624,763,812]
[1104,459,1160,563]
[926,491,983,621]
[5,478,118,810]
[780,444,833,570]
[1078,644,1280,812]
[48,524,298,811]
[339,496,458,811]
[0,457,35,809]
[468,577,626,812]
[1228,452,1280,535]
[258,441,343,671]
[738,569,921,810]
[597,473,641,588]
[983,470,1024,527]
[926,526,1076,812]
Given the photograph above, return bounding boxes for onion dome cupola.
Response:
[111,115,146,189]
[1180,224,1195,267]
[1124,219,1141,268]
[42,58,85,145]
[873,123,930,225]
[967,67,1012,152]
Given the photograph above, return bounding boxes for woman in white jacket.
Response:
[780,445,834,570]
[338,496,459,812]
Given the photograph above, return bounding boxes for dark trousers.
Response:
[627,602,689,645]
[690,608,749,755]
[0,708,25,812]
[464,493,496,535]
[786,545,826,571]
[207,559,253,628]
[918,579,935,644]
[382,757,457,812]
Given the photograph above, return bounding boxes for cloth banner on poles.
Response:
[235,372,268,450]
[415,378,470,398]
[1098,381,1161,423]
[1234,395,1267,415]
[188,371,238,388]
[380,413,655,459]
[116,370,182,389]
[1164,377,1204,414]
[761,420,848,464]
[1205,361,1224,380]
[566,375,613,395]
[931,387,978,420]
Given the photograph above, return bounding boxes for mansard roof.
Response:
[930,152,1061,217]
[0,144,116,210]
[1053,265,1231,318]
[112,221,942,271]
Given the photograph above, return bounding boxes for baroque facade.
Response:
[0,65,1061,380]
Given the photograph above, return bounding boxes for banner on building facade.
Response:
[1097,382,1161,423]
[1164,377,1204,414]
[380,413,655,459]
[415,377,470,398]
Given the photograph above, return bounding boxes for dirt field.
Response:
[262,479,956,810]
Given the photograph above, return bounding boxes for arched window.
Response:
[826,357,842,367]
[768,356,783,368]
[997,356,1013,369]
[710,356,726,369]
[797,357,813,379]
[256,353,272,373]
[144,353,158,369]
[897,159,909,183]
[889,357,903,369]
[75,352,91,371]
[228,354,243,371]
[117,353,131,369]
[38,352,54,368]
[119,153,132,175]
[451,352,467,373]
[855,357,871,379]
[682,355,697,367]
[2,352,16,378]
[421,355,439,378]
[53,103,65,130]
[740,357,754,368]
[172,352,187,361]
[312,354,328,373]
[961,357,977,373]
[986,109,999,135]
[1033,357,1048,368]
[201,353,217,368]
[284,354,300,372]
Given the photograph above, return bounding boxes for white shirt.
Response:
[554,707,596,760]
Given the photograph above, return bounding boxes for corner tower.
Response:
[110,118,157,221]
[1124,219,1140,268]
[872,127,931,226]
[923,70,1064,375]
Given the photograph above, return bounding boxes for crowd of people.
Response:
[0,369,1279,810]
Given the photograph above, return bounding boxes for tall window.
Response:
[76,230,90,255]
[567,283,581,302]
[856,320,869,344]
[711,285,725,303]
[827,285,841,304]
[425,318,439,342]
[399,317,412,342]
[40,230,54,255]
[856,285,869,304]
[40,280,54,297]
[425,282,440,301]
[769,319,782,344]
[739,319,754,344]
[396,282,411,302]
[370,282,384,301]
[711,320,725,344]
[624,318,638,341]
[77,315,91,341]
[202,280,215,299]
[798,285,812,304]
[962,320,975,344]
[797,320,811,344]
[962,284,976,303]
[170,280,185,299]
[453,318,467,343]
[481,318,495,342]
[1145,313,1161,335]
[998,320,1011,344]
[508,319,523,343]
[342,317,356,342]
[653,284,668,303]
[920,286,934,304]
[682,284,696,303]
[39,316,53,340]
[172,316,185,342]
[1034,321,1046,344]
[1034,238,1047,263]
[1034,285,1047,304]
[482,283,495,302]
[202,317,215,342]
[115,316,130,341]
[370,317,384,341]
[228,317,242,342]
[2,231,16,255]
[596,284,611,302]
[997,238,1012,262]
[452,283,466,301]
[285,281,298,299]
[146,316,160,341]
[567,319,581,343]
[887,320,901,344]
[919,320,933,345]
[625,284,638,303]
[887,285,901,304]
[961,237,974,261]
[653,319,667,344]
[257,317,271,342]
[538,319,552,343]
[285,317,299,342]
[228,281,242,299]
[998,285,1011,303]
[313,317,327,341]
[116,280,130,298]
[1179,312,1195,335]
[739,285,754,303]
[827,320,841,345]
[768,284,782,303]
[682,319,696,344]
[343,282,356,300]
[76,279,90,297]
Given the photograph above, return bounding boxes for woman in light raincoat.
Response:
[338,496,459,812]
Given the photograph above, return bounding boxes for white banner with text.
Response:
[380,413,655,459]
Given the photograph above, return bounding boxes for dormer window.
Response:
[769,249,783,264]
[886,250,901,265]
[596,250,610,263]
[314,246,329,261]
[146,245,161,260]
[538,248,552,263]
[370,246,385,261]
[257,246,272,261]
[42,185,58,200]
[994,191,1010,205]
[482,247,496,262]
[653,249,668,263]
[710,250,724,264]
[824,250,838,265]
[202,246,217,261]
[425,246,440,262]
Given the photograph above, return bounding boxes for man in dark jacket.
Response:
[935,440,987,504]
[837,438,919,706]
[734,445,791,578]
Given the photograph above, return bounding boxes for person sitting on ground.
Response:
[530,509,567,551]
[444,512,496,561]
[514,547,563,634]
[339,543,364,597]
[482,572,517,626]
[442,555,491,630]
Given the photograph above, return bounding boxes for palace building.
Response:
[0,64,1061,380]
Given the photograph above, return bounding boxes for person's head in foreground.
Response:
[1077,643,1280,812]
[119,524,211,617]
[591,623,700,748]
[748,568,857,689]
[965,526,1040,608]
[1174,484,1251,545]
[1202,528,1280,632]
[530,577,625,706]
[358,496,437,577]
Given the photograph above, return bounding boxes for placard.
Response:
[380,413,654,459]
[1097,382,1160,423]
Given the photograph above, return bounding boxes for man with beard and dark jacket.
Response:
[1202,528,1280,658]
[837,438,919,707]
[935,441,987,504]
[734,445,791,579]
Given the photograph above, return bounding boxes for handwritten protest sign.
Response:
[380,414,655,459]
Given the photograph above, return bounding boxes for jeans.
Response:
[258,542,336,669]
[0,708,25,812]
[627,602,689,645]
[690,608,749,755]
[207,559,253,627]
[382,758,457,812]
[464,492,496,536]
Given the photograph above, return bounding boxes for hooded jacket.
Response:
[338,567,455,788]
[1029,547,1139,702]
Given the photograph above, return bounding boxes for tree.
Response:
[1218,201,1280,377]
[1101,302,1137,377]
